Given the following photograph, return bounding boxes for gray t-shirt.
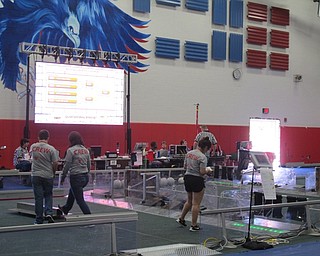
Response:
[159,149,169,157]
[62,145,91,179]
[184,149,207,177]
[30,142,58,179]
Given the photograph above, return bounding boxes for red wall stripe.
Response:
[246,49,267,68]
[270,29,289,48]
[0,120,249,169]
[2,120,320,167]
[281,126,320,164]
[247,2,268,22]
[247,26,267,45]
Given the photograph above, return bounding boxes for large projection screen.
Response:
[34,62,125,125]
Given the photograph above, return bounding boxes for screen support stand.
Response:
[242,166,273,250]
[24,54,31,139]
[126,65,131,155]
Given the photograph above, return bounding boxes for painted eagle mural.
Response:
[0,0,150,91]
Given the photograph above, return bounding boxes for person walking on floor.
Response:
[30,129,59,224]
[176,137,213,231]
[59,131,91,215]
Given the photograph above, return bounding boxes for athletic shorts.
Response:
[184,175,205,193]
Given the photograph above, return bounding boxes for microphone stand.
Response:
[242,164,273,250]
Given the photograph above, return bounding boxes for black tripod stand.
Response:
[242,166,273,250]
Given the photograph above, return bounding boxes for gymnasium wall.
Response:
[0,119,319,169]
[0,0,320,168]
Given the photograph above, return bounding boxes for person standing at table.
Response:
[193,125,217,151]
[30,129,59,224]
[158,141,169,157]
[193,125,218,164]
[180,139,190,152]
[59,131,91,215]
[176,137,212,231]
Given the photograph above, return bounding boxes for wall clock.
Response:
[233,68,242,80]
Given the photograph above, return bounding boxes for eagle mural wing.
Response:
[75,0,150,71]
[0,0,150,91]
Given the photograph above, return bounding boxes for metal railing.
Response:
[201,199,320,238]
[0,211,138,254]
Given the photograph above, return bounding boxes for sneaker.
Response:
[34,222,43,225]
[56,215,67,222]
[58,205,67,215]
[45,215,55,223]
[189,225,201,232]
[176,218,187,227]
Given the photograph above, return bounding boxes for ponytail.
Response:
[198,137,212,150]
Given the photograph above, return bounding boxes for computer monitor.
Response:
[134,142,147,152]
[176,145,187,155]
[249,151,273,169]
[90,145,102,158]
[169,145,187,156]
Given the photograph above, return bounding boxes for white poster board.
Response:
[260,168,276,200]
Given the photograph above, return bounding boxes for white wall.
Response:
[1,0,320,127]
[120,0,320,127]
[0,86,27,120]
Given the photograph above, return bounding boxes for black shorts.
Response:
[184,175,205,193]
